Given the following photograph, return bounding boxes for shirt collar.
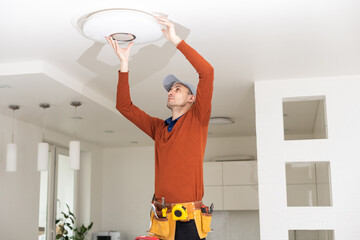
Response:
[164,114,183,126]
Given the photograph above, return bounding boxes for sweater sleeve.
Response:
[176,41,214,123]
[116,71,163,140]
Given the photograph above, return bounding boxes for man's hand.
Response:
[156,16,182,46]
[105,36,134,72]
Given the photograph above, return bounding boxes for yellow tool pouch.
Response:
[201,212,212,233]
[148,212,170,239]
[193,209,212,239]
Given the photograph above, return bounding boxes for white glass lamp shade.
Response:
[6,143,17,172]
[73,8,164,44]
[69,141,80,170]
[37,142,49,171]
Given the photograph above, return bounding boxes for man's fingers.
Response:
[114,38,119,51]
[106,35,135,59]
[106,36,116,50]
[105,36,111,45]
[157,19,171,26]
[127,41,134,49]
[156,16,173,27]
[155,16,167,22]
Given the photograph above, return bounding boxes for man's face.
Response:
[167,82,195,109]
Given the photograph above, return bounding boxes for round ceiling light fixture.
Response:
[209,117,234,125]
[72,8,164,44]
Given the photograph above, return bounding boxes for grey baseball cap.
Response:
[163,74,196,96]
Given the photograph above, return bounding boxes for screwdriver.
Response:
[161,197,167,218]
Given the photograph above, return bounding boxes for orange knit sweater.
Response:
[116,40,214,203]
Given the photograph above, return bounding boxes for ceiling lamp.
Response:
[38,103,50,171]
[209,117,234,125]
[69,102,82,170]
[7,105,19,172]
[72,8,164,44]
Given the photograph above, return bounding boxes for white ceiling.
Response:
[1,0,359,147]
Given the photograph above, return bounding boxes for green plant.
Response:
[56,204,93,240]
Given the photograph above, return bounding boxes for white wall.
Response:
[255,75,360,240]
[205,136,257,161]
[208,210,260,240]
[101,146,155,240]
[101,136,258,240]
[0,113,103,239]
[0,114,41,240]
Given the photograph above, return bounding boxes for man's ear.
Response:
[188,95,196,103]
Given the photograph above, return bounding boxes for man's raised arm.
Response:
[156,17,214,122]
[105,37,162,140]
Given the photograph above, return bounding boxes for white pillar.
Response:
[255,75,360,240]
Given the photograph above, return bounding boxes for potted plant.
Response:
[56,204,93,240]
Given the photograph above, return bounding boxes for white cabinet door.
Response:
[203,186,223,210]
[203,162,223,186]
[223,186,259,210]
[223,161,258,185]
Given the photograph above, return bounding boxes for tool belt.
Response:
[153,200,203,215]
[148,200,212,240]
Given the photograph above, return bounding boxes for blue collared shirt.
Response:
[164,115,183,132]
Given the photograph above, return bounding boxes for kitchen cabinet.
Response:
[203,161,259,210]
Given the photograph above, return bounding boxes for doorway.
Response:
[38,146,76,240]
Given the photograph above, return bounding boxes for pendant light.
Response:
[6,105,19,172]
[37,103,50,171]
[69,101,81,170]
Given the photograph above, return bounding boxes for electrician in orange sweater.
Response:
[106,16,214,240]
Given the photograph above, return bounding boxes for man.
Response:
[106,16,214,240]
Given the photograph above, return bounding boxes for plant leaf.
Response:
[88,222,93,230]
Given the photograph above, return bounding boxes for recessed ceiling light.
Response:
[130,141,138,144]
[104,130,114,133]
[209,117,233,125]
[71,116,83,120]
[72,8,164,44]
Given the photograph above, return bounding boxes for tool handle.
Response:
[201,205,209,213]
[209,203,214,214]
[162,208,167,218]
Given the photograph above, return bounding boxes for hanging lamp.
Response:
[6,105,19,172]
[69,101,81,170]
[37,103,50,171]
